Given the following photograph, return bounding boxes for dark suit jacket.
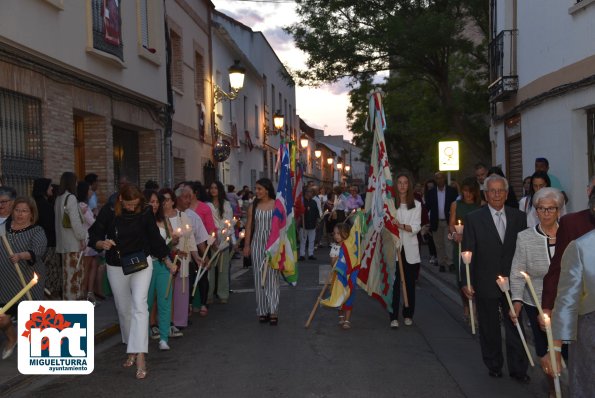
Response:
[541,209,595,310]
[462,205,527,299]
[425,185,458,231]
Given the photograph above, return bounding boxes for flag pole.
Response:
[261,259,268,288]
[396,246,409,308]
[305,265,336,328]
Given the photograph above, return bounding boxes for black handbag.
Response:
[119,250,148,275]
[114,219,148,275]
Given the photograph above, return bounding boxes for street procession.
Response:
[1,0,595,397]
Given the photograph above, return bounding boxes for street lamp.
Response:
[337,162,343,170]
[214,60,246,104]
[273,110,284,134]
[327,157,333,165]
[345,165,351,172]
[314,149,321,158]
[300,136,309,149]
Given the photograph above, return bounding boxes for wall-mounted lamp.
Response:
[214,60,246,104]
[314,150,322,158]
[272,110,284,135]
[327,158,333,165]
[337,162,343,170]
[300,136,309,149]
[345,165,351,172]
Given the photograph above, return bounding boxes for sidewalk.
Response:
[0,296,119,395]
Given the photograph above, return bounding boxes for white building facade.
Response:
[211,11,297,190]
[489,0,595,211]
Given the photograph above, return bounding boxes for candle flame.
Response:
[33,273,39,283]
[458,219,461,225]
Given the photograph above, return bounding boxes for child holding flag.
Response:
[323,222,359,330]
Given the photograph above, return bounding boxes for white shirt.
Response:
[185,208,209,245]
[437,187,446,220]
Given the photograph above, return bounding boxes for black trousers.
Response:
[188,262,209,306]
[390,248,417,320]
[476,295,529,375]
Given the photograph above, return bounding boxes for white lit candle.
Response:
[454,219,464,235]
[519,271,545,317]
[543,314,561,397]
[496,276,534,366]
[0,273,38,314]
[461,251,472,265]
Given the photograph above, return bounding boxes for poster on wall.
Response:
[102,0,121,46]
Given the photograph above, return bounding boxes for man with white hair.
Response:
[462,174,529,381]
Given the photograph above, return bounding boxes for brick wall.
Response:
[138,129,162,186]
[83,116,113,204]
[0,58,166,204]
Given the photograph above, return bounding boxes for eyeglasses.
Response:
[487,189,507,195]
[0,200,12,205]
[536,206,558,214]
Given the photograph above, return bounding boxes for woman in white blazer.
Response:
[54,172,88,300]
[390,172,422,328]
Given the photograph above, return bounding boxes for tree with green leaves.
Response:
[287,0,490,174]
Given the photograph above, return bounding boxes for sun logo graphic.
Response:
[18,301,94,375]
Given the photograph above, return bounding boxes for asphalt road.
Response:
[7,251,549,398]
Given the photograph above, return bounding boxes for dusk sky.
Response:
[211,0,354,141]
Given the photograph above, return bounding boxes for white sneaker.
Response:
[150,326,160,340]
[169,325,183,338]
[390,320,399,329]
[404,318,413,326]
[158,340,170,351]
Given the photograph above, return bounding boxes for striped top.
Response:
[251,208,273,267]
[0,223,47,304]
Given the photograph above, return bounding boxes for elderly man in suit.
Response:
[462,174,529,382]
[424,172,458,272]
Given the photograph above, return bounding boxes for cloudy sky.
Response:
[211,0,353,141]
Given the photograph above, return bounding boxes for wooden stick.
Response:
[396,247,409,308]
[1,235,32,300]
[261,259,268,288]
[165,255,179,297]
[305,266,336,328]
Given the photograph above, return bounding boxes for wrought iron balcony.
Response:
[488,29,518,102]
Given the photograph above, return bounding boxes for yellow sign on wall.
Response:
[438,141,459,171]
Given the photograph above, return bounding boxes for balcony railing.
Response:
[488,29,518,102]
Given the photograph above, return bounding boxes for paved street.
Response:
[5,250,549,398]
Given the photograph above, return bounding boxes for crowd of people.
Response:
[0,155,593,395]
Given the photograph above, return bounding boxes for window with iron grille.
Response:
[92,0,124,61]
[0,89,43,196]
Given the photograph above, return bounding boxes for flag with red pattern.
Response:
[357,89,400,312]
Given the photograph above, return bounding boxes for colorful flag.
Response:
[293,162,305,221]
[321,211,365,308]
[357,89,400,312]
[265,143,299,285]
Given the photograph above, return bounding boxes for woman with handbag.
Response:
[54,172,87,300]
[88,185,175,379]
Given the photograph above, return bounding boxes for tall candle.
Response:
[519,271,545,317]
[0,273,38,314]
[454,219,464,235]
[461,251,475,334]
[497,276,534,366]
[543,314,562,397]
